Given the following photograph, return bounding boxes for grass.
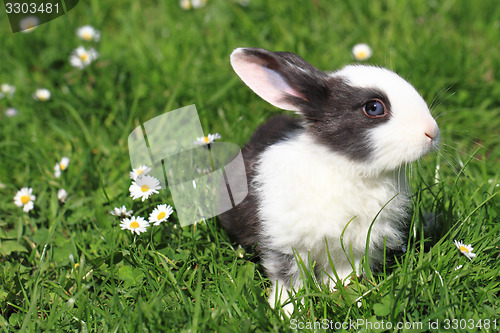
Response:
[0,0,499,331]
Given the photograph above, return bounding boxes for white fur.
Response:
[255,133,409,313]
[257,133,409,253]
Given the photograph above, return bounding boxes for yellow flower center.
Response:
[130,221,140,229]
[83,32,92,41]
[157,212,166,220]
[80,53,88,62]
[203,136,209,143]
[60,163,67,171]
[357,51,367,59]
[137,169,144,176]
[141,184,150,192]
[20,195,31,204]
[74,263,79,269]
[460,245,469,253]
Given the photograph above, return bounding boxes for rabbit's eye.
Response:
[363,100,386,118]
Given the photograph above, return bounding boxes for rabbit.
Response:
[219,47,440,315]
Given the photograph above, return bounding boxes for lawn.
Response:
[0,0,499,332]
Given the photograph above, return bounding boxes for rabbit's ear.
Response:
[230,48,329,112]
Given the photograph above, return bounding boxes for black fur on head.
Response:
[297,79,392,161]
[231,48,392,161]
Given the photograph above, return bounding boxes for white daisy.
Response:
[14,187,36,213]
[192,0,208,8]
[148,204,174,226]
[76,25,101,42]
[454,240,476,260]
[4,108,18,117]
[33,88,51,101]
[129,175,161,201]
[57,189,68,203]
[129,165,152,180]
[54,157,70,178]
[352,43,373,61]
[120,216,149,235]
[0,84,16,99]
[60,157,70,170]
[180,0,207,10]
[19,16,40,33]
[109,205,133,218]
[69,46,99,69]
[179,0,192,10]
[194,133,221,145]
[54,164,61,178]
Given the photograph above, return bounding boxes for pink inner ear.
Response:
[231,52,303,111]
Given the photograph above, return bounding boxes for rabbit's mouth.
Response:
[426,129,441,152]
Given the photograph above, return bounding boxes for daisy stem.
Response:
[97,164,111,204]
[149,226,156,250]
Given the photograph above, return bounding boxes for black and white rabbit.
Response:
[219,47,440,314]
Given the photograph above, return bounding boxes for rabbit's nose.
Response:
[424,118,439,141]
